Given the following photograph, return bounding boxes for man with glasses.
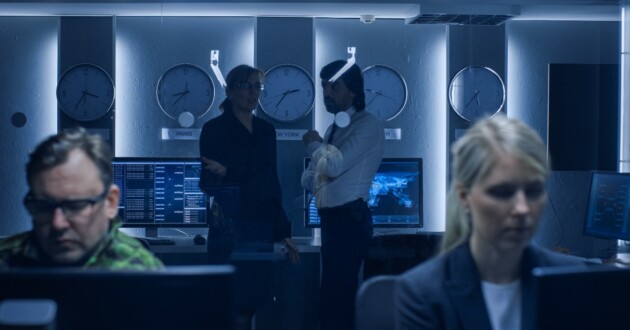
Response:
[0,128,163,270]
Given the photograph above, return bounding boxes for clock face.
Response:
[56,63,115,122]
[449,66,506,122]
[259,64,315,122]
[156,63,215,120]
[362,65,408,121]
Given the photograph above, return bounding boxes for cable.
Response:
[545,192,564,248]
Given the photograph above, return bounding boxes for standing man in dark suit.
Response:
[301,60,385,330]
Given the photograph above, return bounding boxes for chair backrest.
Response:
[355,275,398,330]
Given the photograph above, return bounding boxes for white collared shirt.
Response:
[482,279,521,330]
[301,107,385,208]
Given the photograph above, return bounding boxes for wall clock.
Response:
[449,66,506,122]
[56,63,115,122]
[259,64,315,122]
[362,64,407,121]
[156,63,215,121]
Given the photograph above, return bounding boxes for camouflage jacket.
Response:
[0,219,164,270]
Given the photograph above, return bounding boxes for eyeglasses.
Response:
[23,188,109,221]
[234,82,264,91]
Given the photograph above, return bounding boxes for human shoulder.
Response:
[354,110,383,125]
[527,245,586,267]
[0,231,32,254]
[395,251,454,330]
[254,115,276,133]
[401,251,448,279]
[95,230,164,270]
[352,111,384,137]
[0,232,35,270]
[201,112,228,130]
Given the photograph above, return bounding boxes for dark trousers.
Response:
[318,199,373,330]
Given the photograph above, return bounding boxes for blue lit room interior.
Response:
[0,0,628,329]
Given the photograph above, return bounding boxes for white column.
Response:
[621,1,630,172]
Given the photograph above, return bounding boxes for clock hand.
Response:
[375,91,397,102]
[275,89,301,107]
[366,95,378,107]
[464,90,480,109]
[84,90,99,98]
[475,92,481,107]
[173,90,190,105]
[172,82,191,96]
[366,88,380,95]
[275,93,288,107]
[74,91,88,109]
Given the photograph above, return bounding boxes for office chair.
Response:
[355,275,398,330]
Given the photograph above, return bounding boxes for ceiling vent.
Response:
[406,4,519,26]
[407,14,514,26]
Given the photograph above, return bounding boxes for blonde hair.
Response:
[219,64,264,111]
[441,115,550,253]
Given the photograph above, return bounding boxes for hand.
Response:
[201,157,227,176]
[302,130,323,146]
[281,238,300,263]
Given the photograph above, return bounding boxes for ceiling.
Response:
[0,0,621,21]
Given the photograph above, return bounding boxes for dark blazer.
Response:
[395,243,584,330]
[199,109,290,241]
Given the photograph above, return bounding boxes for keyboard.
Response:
[144,238,176,246]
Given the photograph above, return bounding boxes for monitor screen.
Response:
[304,158,423,228]
[532,265,630,329]
[112,158,207,227]
[583,171,630,240]
[0,265,235,330]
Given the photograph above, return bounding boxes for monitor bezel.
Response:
[112,157,208,228]
[532,265,630,329]
[303,157,423,229]
[582,171,630,241]
[0,265,235,330]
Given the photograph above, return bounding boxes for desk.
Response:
[139,236,321,330]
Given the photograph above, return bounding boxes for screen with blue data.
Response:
[112,158,207,227]
[305,158,423,228]
[583,171,630,240]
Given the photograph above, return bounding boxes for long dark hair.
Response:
[319,60,366,111]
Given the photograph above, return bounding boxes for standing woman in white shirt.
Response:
[395,115,583,330]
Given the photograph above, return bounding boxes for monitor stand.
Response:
[142,228,175,245]
[145,228,158,238]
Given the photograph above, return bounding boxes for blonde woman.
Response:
[395,116,583,330]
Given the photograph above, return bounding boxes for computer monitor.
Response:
[582,171,630,241]
[112,158,207,233]
[0,265,235,330]
[531,265,630,329]
[305,158,423,228]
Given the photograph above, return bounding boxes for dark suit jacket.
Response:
[395,243,584,330]
[199,109,290,241]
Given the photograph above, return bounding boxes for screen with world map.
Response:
[304,158,423,228]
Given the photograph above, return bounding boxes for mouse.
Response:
[193,234,207,245]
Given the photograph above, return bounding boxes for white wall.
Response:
[0,17,58,235]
